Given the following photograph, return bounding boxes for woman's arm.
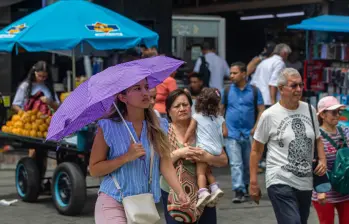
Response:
[12,83,27,112]
[203,150,228,167]
[314,137,327,176]
[12,105,22,113]
[170,146,191,164]
[160,155,188,205]
[89,127,145,177]
[247,56,262,77]
[40,96,59,110]
[222,121,228,138]
[251,105,265,136]
[186,147,228,168]
[183,119,197,144]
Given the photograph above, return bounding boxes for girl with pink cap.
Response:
[312,96,349,224]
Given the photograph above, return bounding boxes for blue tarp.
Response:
[288,15,349,33]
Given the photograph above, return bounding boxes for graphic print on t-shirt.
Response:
[276,115,313,178]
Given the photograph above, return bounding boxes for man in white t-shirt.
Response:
[251,43,291,107]
[249,68,327,224]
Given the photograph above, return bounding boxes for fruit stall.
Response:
[0,106,97,216]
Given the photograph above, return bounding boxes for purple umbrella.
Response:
[46,56,184,141]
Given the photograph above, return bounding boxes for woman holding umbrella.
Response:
[46,56,188,223]
[90,78,189,223]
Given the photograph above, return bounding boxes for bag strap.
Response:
[223,85,231,117]
[320,127,347,149]
[112,144,155,197]
[252,85,258,121]
[200,56,206,65]
[308,103,318,160]
[337,126,348,148]
[168,124,183,166]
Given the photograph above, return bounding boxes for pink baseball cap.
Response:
[317,96,346,115]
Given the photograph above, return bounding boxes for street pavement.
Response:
[0,161,335,224]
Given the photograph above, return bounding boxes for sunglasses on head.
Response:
[325,109,343,116]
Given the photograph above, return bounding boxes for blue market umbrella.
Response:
[0,0,158,52]
[0,0,159,87]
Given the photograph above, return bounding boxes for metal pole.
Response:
[72,49,76,90]
[306,31,309,60]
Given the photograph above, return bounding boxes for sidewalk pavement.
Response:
[0,162,332,224]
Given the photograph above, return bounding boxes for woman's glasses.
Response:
[325,109,343,116]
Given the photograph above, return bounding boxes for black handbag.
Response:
[308,103,331,193]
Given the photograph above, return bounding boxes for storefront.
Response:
[173,0,327,64]
[172,15,226,69]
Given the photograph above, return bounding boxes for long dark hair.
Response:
[25,61,55,99]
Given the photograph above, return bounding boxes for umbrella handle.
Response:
[113,102,137,143]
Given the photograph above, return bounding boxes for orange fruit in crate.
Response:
[31,123,39,131]
[12,128,19,135]
[22,130,30,137]
[14,121,24,129]
[36,119,44,126]
[1,126,8,133]
[43,131,48,138]
[29,130,37,138]
[21,113,30,122]
[46,117,51,125]
[12,115,20,122]
[38,124,46,132]
[17,129,24,136]
[30,115,36,122]
[6,121,13,127]
[24,123,32,130]
[18,110,24,116]
[37,131,43,138]
[37,111,42,118]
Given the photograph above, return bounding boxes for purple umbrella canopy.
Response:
[46,56,184,141]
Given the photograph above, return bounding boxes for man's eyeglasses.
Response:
[325,109,343,116]
[284,82,304,90]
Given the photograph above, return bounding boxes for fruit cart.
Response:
[0,108,97,216]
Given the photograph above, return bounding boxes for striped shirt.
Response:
[97,118,169,203]
[312,127,349,203]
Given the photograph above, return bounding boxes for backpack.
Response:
[199,56,210,87]
[223,84,258,121]
[320,127,349,195]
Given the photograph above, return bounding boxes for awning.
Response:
[288,15,349,33]
[0,0,25,7]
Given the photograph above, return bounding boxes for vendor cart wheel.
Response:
[52,162,86,216]
[15,157,40,202]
